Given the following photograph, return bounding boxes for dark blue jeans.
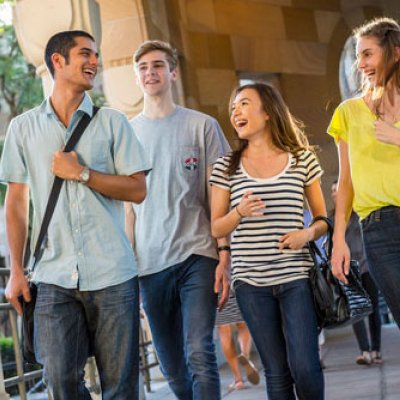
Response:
[140,254,220,400]
[235,278,324,400]
[34,278,139,400]
[352,272,381,352]
[361,206,400,328]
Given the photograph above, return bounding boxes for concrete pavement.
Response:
[146,323,400,400]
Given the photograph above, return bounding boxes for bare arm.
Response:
[207,165,230,310]
[4,183,31,314]
[331,139,354,283]
[278,178,327,250]
[211,188,265,238]
[52,150,147,203]
[124,202,135,247]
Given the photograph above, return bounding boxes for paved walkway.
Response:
[146,323,400,400]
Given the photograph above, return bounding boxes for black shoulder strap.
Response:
[30,106,100,272]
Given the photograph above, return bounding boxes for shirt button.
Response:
[75,229,79,233]
[78,252,82,256]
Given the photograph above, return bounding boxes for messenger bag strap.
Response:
[30,106,100,273]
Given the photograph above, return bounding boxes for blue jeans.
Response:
[34,278,139,400]
[235,279,324,400]
[352,272,381,352]
[361,206,400,328]
[140,254,220,400]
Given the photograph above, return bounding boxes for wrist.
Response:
[217,245,231,253]
[305,227,314,242]
[235,206,244,219]
[78,165,90,184]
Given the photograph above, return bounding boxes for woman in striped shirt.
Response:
[210,82,327,400]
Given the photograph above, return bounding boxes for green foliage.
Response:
[0,336,13,363]
[89,89,108,108]
[0,140,5,207]
[0,25,44,120]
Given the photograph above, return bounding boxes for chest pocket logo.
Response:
[184,157,199,171]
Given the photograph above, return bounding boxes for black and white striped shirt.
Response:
[210,150,323,287]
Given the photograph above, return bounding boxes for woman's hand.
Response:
[331,239,351,284]
[278,228,313,251]
[374,120,400,146]
[237,191,265,217]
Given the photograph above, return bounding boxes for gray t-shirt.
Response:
[130,106,230,276]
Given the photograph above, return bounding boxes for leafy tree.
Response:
[0,24,44,120]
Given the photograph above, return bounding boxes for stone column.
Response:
[13,0,101,97]
[97,0,149,118]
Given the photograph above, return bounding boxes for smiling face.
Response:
[230,88,269,141]
[356,35,384,87]
[135,50,177,97]
[53,36,98,91]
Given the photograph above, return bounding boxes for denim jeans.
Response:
[34,277,139,400]
[352,272,381,352]
[361,206,400,328]
[140,254,220,400]
[235,278,324,400]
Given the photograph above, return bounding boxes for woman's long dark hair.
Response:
[227,82,312,176]
[354,17,400,116]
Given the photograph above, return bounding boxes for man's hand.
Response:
[5,270,31,315]
[52,149,83,180]
[214,253,230,311]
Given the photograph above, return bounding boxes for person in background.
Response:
[216,293,260,390]
[328,17,400,329]
[331,181,382,365]
[210,82,327,400]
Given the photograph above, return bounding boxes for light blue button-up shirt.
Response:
[0,94,151,290]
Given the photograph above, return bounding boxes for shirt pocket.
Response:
[79,137,110,173]
[174,146,201,202]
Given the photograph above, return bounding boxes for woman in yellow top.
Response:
[328,17,400,329]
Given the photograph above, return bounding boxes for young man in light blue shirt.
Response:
[127,40,230,399]
[0,30,150,399]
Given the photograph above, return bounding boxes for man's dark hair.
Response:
[45,30,95,77]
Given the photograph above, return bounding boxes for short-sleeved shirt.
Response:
[327,97,400,220]
[0,94,151,290]
[130,106,230,276]
[209,150,322,287]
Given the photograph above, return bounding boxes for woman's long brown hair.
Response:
[226,82,312,176]
[354,17,400,116]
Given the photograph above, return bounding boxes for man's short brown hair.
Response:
[134,40,178,71]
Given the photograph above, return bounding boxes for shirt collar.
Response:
[43,92,94,117]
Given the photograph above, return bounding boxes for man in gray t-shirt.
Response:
[127,40,230,399]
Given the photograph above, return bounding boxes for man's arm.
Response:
[124,202,135,247]
[52,150,147,203]
[207,165,230,310]
[4,182,31,315]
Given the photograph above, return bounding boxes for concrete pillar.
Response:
[97,0,148,118]
[13,0,102,97]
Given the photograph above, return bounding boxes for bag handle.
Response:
[308,216,333,262]
[30,106,100,273]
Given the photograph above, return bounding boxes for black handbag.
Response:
[18,106,99,365]
[308,216,373,330]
